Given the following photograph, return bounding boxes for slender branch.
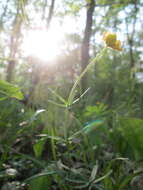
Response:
[47,0,55,29]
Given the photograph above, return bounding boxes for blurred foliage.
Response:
[0,0,143,189]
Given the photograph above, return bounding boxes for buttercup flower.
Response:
[103,32,122,51]
[113,40,122,51]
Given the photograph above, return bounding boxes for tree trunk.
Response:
[6,16,22,82]
[6,0,28,82]
[125,2,138,69]
[81,0,95,92]
[47,0,55,29]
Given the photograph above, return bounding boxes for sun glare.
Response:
[22,27,63,62]
[22,15,84,62]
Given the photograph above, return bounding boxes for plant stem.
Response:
[68,47,107,106]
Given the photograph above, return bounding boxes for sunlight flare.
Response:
[22,28,63,62]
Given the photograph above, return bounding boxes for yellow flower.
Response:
[113,40,122,51]
[103,32,122,51]
[103,32,117,46]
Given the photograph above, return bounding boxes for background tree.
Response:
[81,0,95,92]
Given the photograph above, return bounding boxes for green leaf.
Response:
[93,170,112,184]
[118,117,143,160]
[118,170,143,190]
[0,80,23,100]
[90,162,98,182]
[82,120,104,134]
[33,138,46,158]
[28,176,52,190]
[30,109,46,122]
[25,171,56,183]
[69,120,104,139]
[48,88,67,105]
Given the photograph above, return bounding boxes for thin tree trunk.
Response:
[6,0,28,82]
[47,0,55,29]
[81,0,95,92]
[125,3,138,69]
[6,15,22,82]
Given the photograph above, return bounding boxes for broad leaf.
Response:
[0,80,23,100]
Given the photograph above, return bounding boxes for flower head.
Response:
[113,40,122,51]
[103,32,122,51]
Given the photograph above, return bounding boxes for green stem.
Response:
[68,47,107,106]
[64,108,69,140]
[51,127,57,160]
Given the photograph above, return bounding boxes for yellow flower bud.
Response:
[103,32,122,51]
[103,32,117,46]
